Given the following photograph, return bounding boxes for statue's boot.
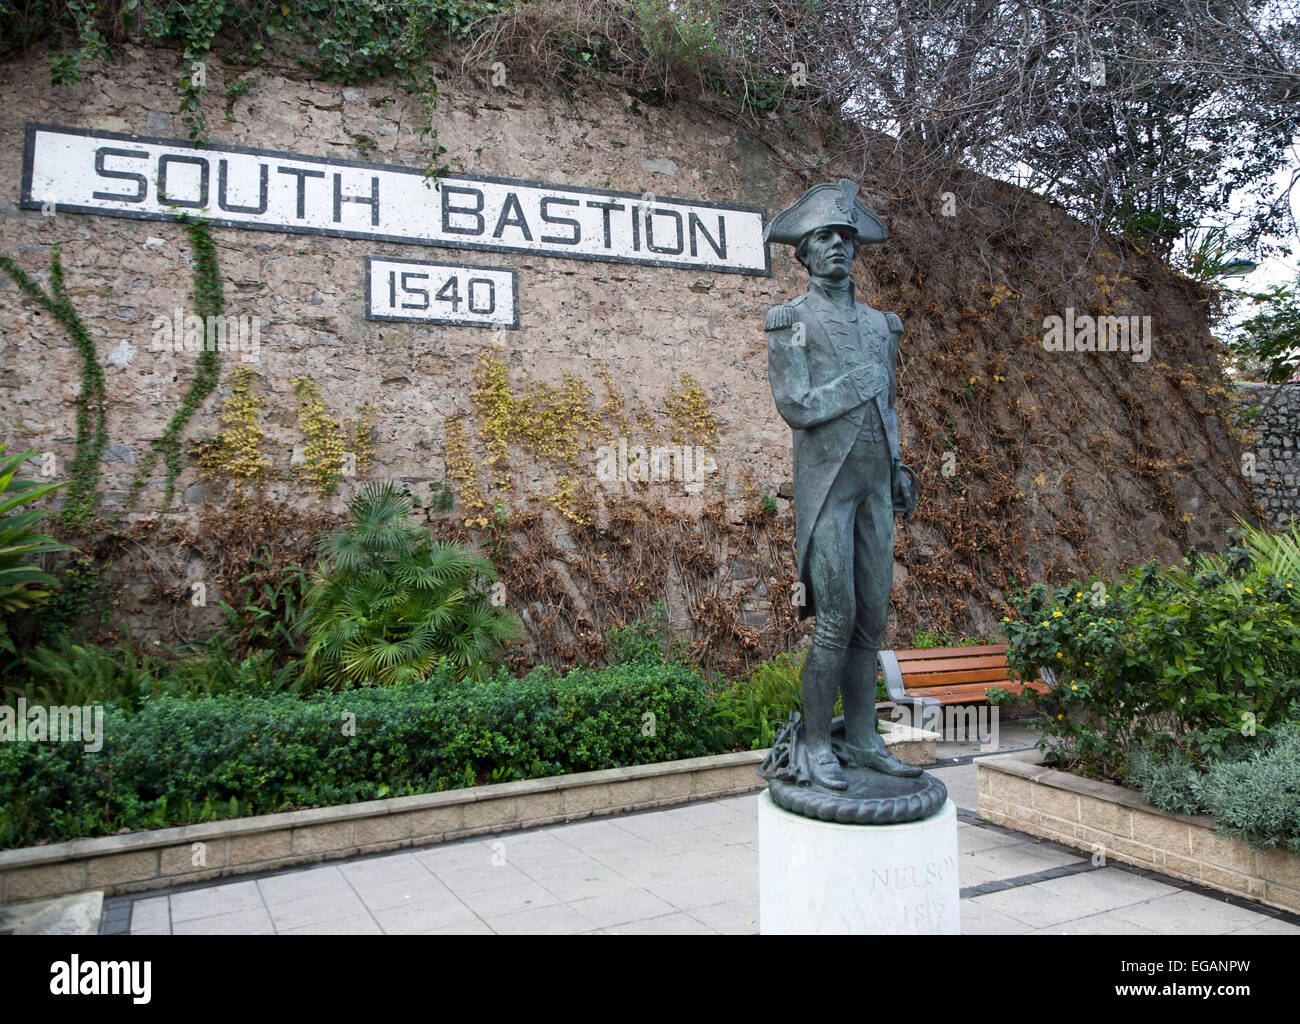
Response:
[801,644,849,791]
[835,646,923,778]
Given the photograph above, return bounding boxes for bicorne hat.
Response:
[764,179,888,247]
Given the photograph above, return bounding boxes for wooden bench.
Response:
[880,643,1055,717]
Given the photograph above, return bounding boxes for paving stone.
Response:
[412,839,503,875]
[957,822,1027,855]
[338,852,431,889]
[280,912,383,935]
[958,844,1086,888]
[687,898,758,935]
[613,851,718,887]
[456,880,561,918]
[613,812,699,840]
[371,895,479,935]
[429,862,533,896]
[0,891,104,935]
[257,865,351,905]
[607,912,718,934]
[967,867,1178,929]
[958,898,1033,935]
[484,902,593,935]
[172,906,275,935]
[352,873,453,912]
[266,891,369,931]
[130,896,171,934]
[420,918,495,935]
[641,872,748,911]
[1109,889,1282,934]
[570,887,676,928]
[523,867,632,902]
[1224,916,1300,935]
[1027,909,1162,935]
[170,880,264,923]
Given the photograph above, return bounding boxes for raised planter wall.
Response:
[0,724,938,904]
[978,749,1300,914]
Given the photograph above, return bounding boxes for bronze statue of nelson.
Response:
[757,180,945,824]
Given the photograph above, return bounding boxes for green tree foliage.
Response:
[301,482,521,687]
[1227,281,1300,383]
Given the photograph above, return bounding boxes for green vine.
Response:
[0,246,108,529]
[128,218,224,510]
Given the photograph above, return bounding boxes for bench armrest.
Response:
[878,649,942,718]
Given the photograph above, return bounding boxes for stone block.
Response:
[1077,794,1132,837]
[354,814,410,847]
[1263,881,1300,914]
[1257,847,1300,889]
[514,791,563,824]
[86,850,159,888]
[613,778,655,808]
[987,773,1033,805]
[1129,810,1191,855]
[1197,863,1255,899]
[410,806,462,839]
[462,798,518,830]
[229,830,293,866]
[1030,784,1080,822]
[1189,827,1255,874]
[5,863,86,902]
[691,767,734,795]
[651,773,692,802]
[1163,853,1204,884]
[291,822,354,855]
[561,785,611,815]
[161,839,229,876]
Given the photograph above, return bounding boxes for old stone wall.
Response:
[1239,382,1300,527]
[0,44,1261,658]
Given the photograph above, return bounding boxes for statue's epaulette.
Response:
[884,311,903,333]
[765,304,800,331]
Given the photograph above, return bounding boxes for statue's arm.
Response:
[885,311,903,416]
[766,306,869,430]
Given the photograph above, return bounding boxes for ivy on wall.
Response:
[128,218,224,511]
[0,247,107,529]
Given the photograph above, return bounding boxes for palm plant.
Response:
[0,446,74,618]
[300,482,520,687]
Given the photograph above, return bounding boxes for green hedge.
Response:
[0,662,718,849]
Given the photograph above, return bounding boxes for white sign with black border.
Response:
[21,123,770,275]
[367,257,518,328]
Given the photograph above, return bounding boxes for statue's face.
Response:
[800,225,857,280]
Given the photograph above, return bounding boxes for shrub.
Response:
[1198,725,1300,853]
[1123,744,1207,816]
[713,649,804,750]
[1125,724,1300,853]
[603,600,690,667]
[0,660,718,848]
[998,523,1300,775]
[301,482,521,686]
[0,446,73,621]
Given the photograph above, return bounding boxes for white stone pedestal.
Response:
[758,790,960,934]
